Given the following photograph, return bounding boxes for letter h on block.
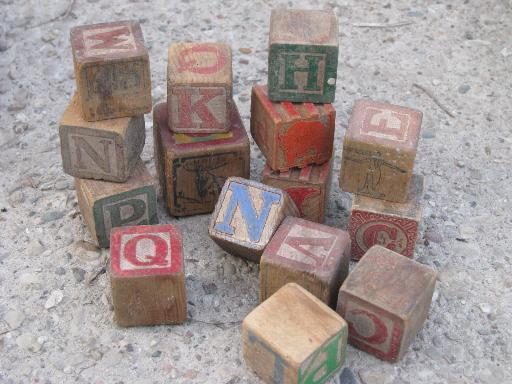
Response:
[268,9,339,103]
[208,177,299,262]
[110,224,187,327]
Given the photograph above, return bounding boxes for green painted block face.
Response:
[93,186,158,248]
[268,44,338,103]
[298,326,347,384]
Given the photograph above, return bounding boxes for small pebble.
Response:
[45,290,64,309]
[458,84,471,94]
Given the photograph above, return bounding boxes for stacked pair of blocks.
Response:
[60,20,158,248]
[252,9,339,223]
[153,43,250,217]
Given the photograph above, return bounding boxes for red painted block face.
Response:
[251,85,335,172]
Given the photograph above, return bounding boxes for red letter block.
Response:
[337,245,437,362]
[348,174,423,260]
[260,217,350,308]
[110,224,187,327]
[168,43,232,133]
[261,160,332,223]
[251,85,335,171]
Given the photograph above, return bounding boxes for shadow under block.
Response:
[208,177,299,262]
[251,85,335,172]
[260,217,350,308]
[337,245,437,362]
[75,160,158,248]
[153,102,250,216]
[268,9,339,103]
[70,20,152,121]
[60,94,145,182]
[348,174,424,260]
[110,224,187,326]
[340,99,422,203]
[242,283,348,384]
[167,42,232,133]
[261,160,332,223]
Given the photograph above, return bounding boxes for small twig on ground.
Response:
[413,83,456,118]
[29,0,76,29]
[353,21,414,28]
[87,265,107,286]
[190,318,242,329]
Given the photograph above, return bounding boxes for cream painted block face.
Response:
[118,231,172,272]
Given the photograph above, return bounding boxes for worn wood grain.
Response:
[337,245,437,362]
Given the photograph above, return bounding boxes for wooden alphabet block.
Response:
[261,160,332,223]
[340,99,422,203]
[70,20,152,121]
[75,160,158,248]
[153,101,250,216]
[251,85,335,171]
[208,177,299,262]
[60,94,145,182]
[243,283,348,384]
[260,217,350,308]
[337,245,437,362]
[348,174,423,260]
[110,224,186,326]
[167,43,232,133]
[268,9,339,103]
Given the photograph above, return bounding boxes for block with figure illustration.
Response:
[261,160,332,223]
[168,42,232,133]
[110,224,187,326]
[268,9,339,103]
[153,101,250,217]
[208,177,299,262]
[60,94,145,182]
[348,174,423,260]
[260,217,350,308]
[243,283,348,384]
[70,20,151,121]
[75,160,158,248]
[337,245,437,363]
[251,85,335,172]
[340,99,422,203]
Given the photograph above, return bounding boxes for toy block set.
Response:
[59,9,439,383]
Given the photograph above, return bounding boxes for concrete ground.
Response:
[1,0,511,383]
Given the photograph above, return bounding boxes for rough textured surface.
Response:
[0,0,511,383]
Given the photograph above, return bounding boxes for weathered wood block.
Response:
[251,85,335,171]
[153,101,250,216]
[340,99,422,203]
[75,160,158,248]
[167,42,232,133]
[337,245,437,362]
[348,174,423,260]
[268,9,339,103]
[70,20,151,121]
[208,177,299,262]
[243,283,348,384]
[261,160,332,223]
[260,217,350,308]
[60,93,145,182]
[110,224,186,326]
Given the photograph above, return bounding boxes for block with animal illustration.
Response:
[261,160,332,223]
[70,20,152,121]
[243,283,348,384]
[268,9,339,103]
[260,217,350,308]
[208,177,299,262]
[167,42,232,133]
[110,224,187,326]
[60,93,145,182]
[340,99,422,203]
[348,174,423,260]
[337,245,437,362]
[153,102,250,217]
[251,85,335,172]
[75,159,158,248]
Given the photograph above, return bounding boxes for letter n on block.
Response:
[110,224,187,326]
[208,177,298,262]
